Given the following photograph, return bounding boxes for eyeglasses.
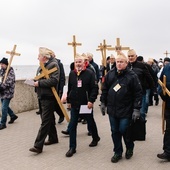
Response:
[128,55,135,58]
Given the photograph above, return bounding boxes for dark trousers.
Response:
[34,99,58,149]
[163,109,170,155]
[108,115,134,155]
[69,107,99,149]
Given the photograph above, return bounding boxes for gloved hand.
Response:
[132,109,140,122]
[100,103,106,116]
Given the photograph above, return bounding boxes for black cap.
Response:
[0,58,8,65]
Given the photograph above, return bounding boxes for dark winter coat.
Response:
[67,68,99,108]
[100,67,142,118]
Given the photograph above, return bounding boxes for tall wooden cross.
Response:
[68,35,82,59]
[34,62,70,122]
[3,45,21,83]
[158,76,170,134]
[164,50,170,57]
[107,38,130,55]
[97,40,111,76]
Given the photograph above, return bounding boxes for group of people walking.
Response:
[1,46,170,163]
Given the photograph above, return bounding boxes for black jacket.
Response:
[67,68,99,108]
[128,60,155,94]
[100,67,142,118]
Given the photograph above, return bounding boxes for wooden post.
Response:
[158,77,170,134]
[164,50,170,57]
[107,38,130,55]
[34,62,70,122]
[68,35,82,59]
[3,45,21,83]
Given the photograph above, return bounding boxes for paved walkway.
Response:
[1,96,169,170]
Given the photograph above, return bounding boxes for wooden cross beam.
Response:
[34,62,70,122]
[68,35,82,59]
[3,45,21,83]
[107,38,130,55]
[97,40,111,76]
[164,50,170,57]
[96,43,104,64]
[158,76,170,134]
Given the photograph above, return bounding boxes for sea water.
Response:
[13,65,70,80]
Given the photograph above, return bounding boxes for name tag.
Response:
[113,83,121,92]
[77,80,82,87]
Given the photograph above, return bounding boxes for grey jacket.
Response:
[35,57,60,100]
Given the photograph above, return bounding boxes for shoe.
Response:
[155,101,159,106]
[61,130,69,135]
[0,124,6,130]
[66,148,76,157]
[82,119,87,124]
[87,132,92,136]
[125,148,133,159]
[111,153,122,163]
[58,117,64,124]
[8,115,18,124]
[157,152,170,160]
[89,137,100,147]
[29,147,42,154]
[78,118,82,123]
[36,111,41,115]
[44,140,58,145]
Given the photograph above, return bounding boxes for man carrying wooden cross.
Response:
[157,63,170,161]
[29,47,60,154]
[0,57,18,130]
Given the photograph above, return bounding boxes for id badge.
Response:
[113,83,121,92]
[77,80,82,87]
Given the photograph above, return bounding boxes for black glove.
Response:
[132,109,140,122]
[100,103,106,116]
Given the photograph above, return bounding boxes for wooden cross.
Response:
[107,38,130,55]
[97,40,111,76]
[3,45,21,83]
[34,62,70,122]
[158,76,170,134]
[164,50,170,57]
[68,35,82,59]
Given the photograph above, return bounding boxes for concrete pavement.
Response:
[0,96,169,170]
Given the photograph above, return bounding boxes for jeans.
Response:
[140,91,149,120]
[108,115,134,155]
[1,98,16,126]
[69,107,99,149]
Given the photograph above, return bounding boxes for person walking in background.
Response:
[87,52,100,83]
[106,54,116,72]
[157,62,170,161]
[29,47,60,154]
[127,49,156,121]
[100,53,142,163]
[147,58,159,106]
[65,54,100,157]
[0,58,18,130]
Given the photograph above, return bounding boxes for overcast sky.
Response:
[0,0,170,65]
